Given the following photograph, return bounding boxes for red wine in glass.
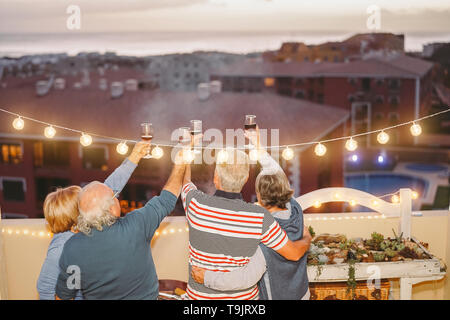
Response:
[141,122,153,159]
[190,120,202,154]
[244,115,256,148]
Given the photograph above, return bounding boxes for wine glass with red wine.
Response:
[141,122,153,159]
[244,115,257,149]
[190,120,202,154]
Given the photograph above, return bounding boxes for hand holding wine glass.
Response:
[128,141,152,164]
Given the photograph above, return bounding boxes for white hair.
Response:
[215,149,249,193]
[76,182,118,235]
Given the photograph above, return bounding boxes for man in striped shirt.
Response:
[181,149,311,300]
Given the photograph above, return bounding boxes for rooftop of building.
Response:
[0,75,349,147]
[211,53,433,79]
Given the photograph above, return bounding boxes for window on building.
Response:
[295,78,304,86]
[1,178,26,202]
[348,78,357,86]
[317,93,324,104]
[82,146,108,170]
[389,95,400,107]
[35,177,70,202]
[374,112,384,123]
[295,90,305,99]
[388,112,400,125]
[361,78,371,91]
[388,79,401,90]
[375,95,384,104]
[0,142,23,164]
[34,141,70,167]
[376,78,384,86]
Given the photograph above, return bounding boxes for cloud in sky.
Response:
[0,0,449,33]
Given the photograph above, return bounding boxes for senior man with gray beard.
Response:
[55,152,186,300]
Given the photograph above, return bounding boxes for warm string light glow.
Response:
[314,143,327,156]
[5,107,448,159]
[410,122,422,137]
[377,131,390,144]
[1,228,53,238]
[44,126,56,138]
[12,116,24,130]
[345,137,358,151]
[153,226,190,237]
[216,149,229,164]
[282,147,294,160]
[80,133,93,147]
[308,189,419,214]
[116,141,129,155]
[249,149,260,161]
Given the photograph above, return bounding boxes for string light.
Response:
[216,149,229,164]
[0,107,448,159]
[44,125,56,138]
[412,191,419,200]
[410,122,422,136]
[377,131,389,144]
[349,199,357,206]
[80,133,92,147]
[282,147,294,160]
[182,149,195,163]
[249,149,260,161]
[314,143,327,156]
[12,116,24,130]
[151,146,164,159]
[116,141,129,155]
[313,200,321,208]
[391,194,400,203]
[345,137,358,151]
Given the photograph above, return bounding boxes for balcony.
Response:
[0,187,448,300]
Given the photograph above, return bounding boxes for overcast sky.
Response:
[0,0,449,33]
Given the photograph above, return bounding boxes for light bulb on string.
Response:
[282,147,294,160]
[410,122,422,136]
[183,149,195,163]
[314,143,327,156]
[391,194,400,203]
[249,149,260,162]
[44,126,56,139]
[12,117,24,130]
[116,141,129,155]
[216,149,229,164]
[151,146,164,159]
[345,137,358,151]
[412,191,419,200]
[80,133,92,147]
[377,131,389,144]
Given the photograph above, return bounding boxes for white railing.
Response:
[296,187,413,239]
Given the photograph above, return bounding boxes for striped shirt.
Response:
[181,182,288,300]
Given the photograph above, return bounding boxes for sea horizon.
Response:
[1,30,450,58]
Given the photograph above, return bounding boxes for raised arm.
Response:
[104,141,150,193]
[192,247,267,291]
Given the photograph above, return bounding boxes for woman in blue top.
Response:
[36,141,150,300]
